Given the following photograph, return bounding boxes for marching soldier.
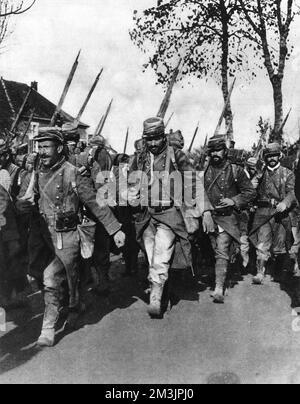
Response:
[129,117,213,317]
[204,136,256,303]
[88,135,115,295]
[0,183,27,309]
[17,128,125,347]
[0,139,25,200]
[250,143,296,285]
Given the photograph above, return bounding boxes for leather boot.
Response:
[37,296,60,348]
[37,328,55,348]
[212,259,227,304]
[148,282,164,317]
[290,253,300,277]
[253,259,266,285]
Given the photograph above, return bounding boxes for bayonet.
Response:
[165,112,174,129]
[188,122,200,152]
[123,128,129,154]
[75,68,103,124]
[50,50,81,126]
[95,99,113,137]
[214,78,236,137]
[157,59,182,119]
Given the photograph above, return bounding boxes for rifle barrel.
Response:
[20,109,36,144]
[11,87,32,133]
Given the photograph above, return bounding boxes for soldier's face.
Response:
[210,149,226,165]
[38,141,63,168]
[266,154,280,168]
[146,137,166,155]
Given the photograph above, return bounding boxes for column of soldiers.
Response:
[0,117,300,348]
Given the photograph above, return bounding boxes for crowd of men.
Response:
[1,116,300,348]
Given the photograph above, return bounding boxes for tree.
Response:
[0,0,36,48]
[238,0,299,142]
[130,0,254,138]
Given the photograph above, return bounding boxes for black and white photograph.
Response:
[1,0,300,386]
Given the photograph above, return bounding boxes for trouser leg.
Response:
[92,224,111,293]
[253,222,272,284]
[209,231,232,302]
[148,222,176,286]
[143,221,176,316]
[290,225,300,275]
[42,257,65,330]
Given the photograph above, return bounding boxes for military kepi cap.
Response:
[143,117,165,139]
[246,157,258,169]
[207,135,227,151]
[263,143,281,158]
[89,135,106,147]
[34,127,64,144]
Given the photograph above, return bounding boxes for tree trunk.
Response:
[270,75,283,143]
[220,0,233,140]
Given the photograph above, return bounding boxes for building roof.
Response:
[0,78,89,131]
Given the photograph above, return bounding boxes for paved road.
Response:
[1,260,300,384]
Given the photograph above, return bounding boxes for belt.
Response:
[256,200,278,208]
[150,205,174,213]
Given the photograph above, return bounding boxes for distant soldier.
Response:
[238,157,260,268]
[16,128,125,347]
[88,135,115,295]
[0,184,26,309]
[0,139,25,200]
[204,136,256,303]
[250,143,296,285]
[168,130,185,150]
[129,117,213,317]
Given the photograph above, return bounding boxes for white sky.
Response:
[1,0,300,153]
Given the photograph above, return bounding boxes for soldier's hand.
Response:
[114,230,126,249]
[15,199,34,214]
[276,202,287,213]
[216,198,235,209]
[202,211,215,234]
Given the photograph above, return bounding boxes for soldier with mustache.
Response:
[16,128,125,347]
[250,143,297,285]
[204,136,256,303]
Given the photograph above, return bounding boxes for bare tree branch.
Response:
[0,0,36,17]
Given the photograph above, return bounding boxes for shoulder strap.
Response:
[231,164,239,183]
[11,167,22,199]
[169,146,179,172]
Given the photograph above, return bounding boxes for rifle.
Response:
[50,50,81,126]
[214,78,236,137]
[188,122,200,153]
[278,108,292,136]
[94,99,113,137]
[157,59,182,119]
[123,128,129,154]
[11,87,32,134]
[165,112,174,129]
[199,134,208,170]
[20,109,36,144]
[75,68,103,125]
